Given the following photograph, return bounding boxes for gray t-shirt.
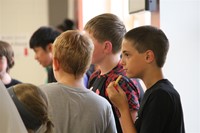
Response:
[39,82,117,133]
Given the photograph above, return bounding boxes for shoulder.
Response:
[88,70,101,88]
[118,75,138,92]
[39,82,58,88]
[11,78,22,83]
[89,70,100,80]
[5,79,22,88]
[89,90,110,102]
[147,79,181,104]
[39,83,60,93]
[151,79,180,97]
[87,91,112,108]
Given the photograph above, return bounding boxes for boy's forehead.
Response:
[33,46,42,49]
[122,40,135,51]
[33,46,46,51]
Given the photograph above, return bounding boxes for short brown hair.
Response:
[124,26,169,68]
[53,30,94,78]
[84,13,126,54]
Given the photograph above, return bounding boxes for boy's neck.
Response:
[57,73,86,89]
[99,54,121,75]
[0,72,12,84]
[143,68,164,89]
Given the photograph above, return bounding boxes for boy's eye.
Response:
[122,52,130,58]
[124,53,129,57]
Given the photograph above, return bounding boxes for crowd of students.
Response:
[0,13,185,133]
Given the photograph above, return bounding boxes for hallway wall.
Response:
[161,1,200,132]
[0,0,49,85]
[0,0,72,85]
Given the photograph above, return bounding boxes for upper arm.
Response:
[130,110,138,122]
[119,77,140,110]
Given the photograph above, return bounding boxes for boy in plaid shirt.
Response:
[84,13,144,133]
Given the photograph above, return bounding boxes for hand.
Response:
[106,81,129,112]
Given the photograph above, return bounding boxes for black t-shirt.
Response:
[135,79,185,133]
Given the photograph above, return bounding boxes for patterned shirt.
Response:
[89,62,141,133]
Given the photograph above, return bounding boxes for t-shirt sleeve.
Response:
[105,103,117,133]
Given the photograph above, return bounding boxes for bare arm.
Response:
[119,107,137,133]
[107,82,137,133]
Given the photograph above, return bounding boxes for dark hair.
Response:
[0,41,14,71]
[84,13,126,54]
[124,26,169,67]
[29,26,61,50]
[57,18,75,32]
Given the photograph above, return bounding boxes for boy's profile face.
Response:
[121,39,146,79]
[32,45,53,67]
[86,32,105,65]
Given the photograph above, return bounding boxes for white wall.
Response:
[82,0,110,27]
[82,0,150,31]
[0,0,48,85]
[161,0,200,132]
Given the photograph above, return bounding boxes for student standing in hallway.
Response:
[56,19,93,88]
[29,26,61,83]
[84,13,143,133]
[0,40,22,88]
[107,26,185,133]
[40,30,117,133]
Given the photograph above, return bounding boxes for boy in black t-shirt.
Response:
[107,26,185,133]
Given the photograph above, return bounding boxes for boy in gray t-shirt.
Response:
[40,30,117,133]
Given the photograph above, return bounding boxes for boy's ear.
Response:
[145,50,154,63]
[46,43,53,52]
[103,41,112,53]
[53,57,59,71]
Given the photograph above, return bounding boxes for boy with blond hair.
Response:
[40,30,117,133]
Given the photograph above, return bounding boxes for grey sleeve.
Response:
[105,105,117,133]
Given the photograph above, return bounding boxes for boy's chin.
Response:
[126,73,136,79]
[125,73,132,78]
